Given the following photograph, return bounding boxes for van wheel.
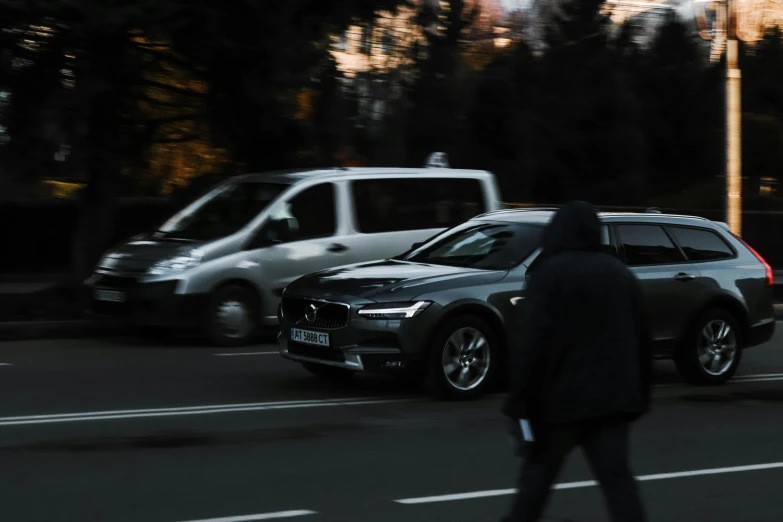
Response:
[206,284,259,347]
[675,308,743,385]
[301,362,355,382]
[426,315,498,400]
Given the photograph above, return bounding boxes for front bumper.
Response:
[277,299,443,373]
[88,273,207,327]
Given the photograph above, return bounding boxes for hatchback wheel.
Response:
[206,284,259,347]
[675,309,743,385]
[426,315,498,400]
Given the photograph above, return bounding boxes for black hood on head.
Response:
[542,201,601,257]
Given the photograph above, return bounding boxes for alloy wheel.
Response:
[441,327,491,391]
[697,319,738,376]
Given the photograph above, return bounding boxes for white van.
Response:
[87,161,502,345]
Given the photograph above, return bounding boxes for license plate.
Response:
[94,288,126,303]
[290,328,330,347]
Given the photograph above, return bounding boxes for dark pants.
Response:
[501,417,647,522]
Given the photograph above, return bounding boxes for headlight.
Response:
[147,249,204,276]
[358,301,431,319]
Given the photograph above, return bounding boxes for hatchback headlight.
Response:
[147,249,204,276]
[358,301,431,319]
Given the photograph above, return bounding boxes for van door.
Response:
[249,181,354,306]
[338,176,491,264]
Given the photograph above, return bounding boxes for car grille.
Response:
[281,297,350,329]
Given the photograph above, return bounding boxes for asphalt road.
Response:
[1,328,783,522]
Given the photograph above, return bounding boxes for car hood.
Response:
[286,259,507,301]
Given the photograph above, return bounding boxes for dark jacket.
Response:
[502,201,652,424]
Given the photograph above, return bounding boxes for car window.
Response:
[351,177,486,233]
[275,183,337,242]
[669,226,735,262]
[616,224,686,266]
[404,222,544,270]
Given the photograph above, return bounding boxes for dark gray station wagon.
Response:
[278,209,776,399]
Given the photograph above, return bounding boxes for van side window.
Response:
[282,183,337,241]
[351,178,486,233]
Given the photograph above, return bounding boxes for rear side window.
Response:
[668,226,735,262]
[616,224,686,266]
[351,177,486,233]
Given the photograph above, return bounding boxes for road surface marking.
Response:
[655,373,783,388]
[213,351,278,357]
[394,461,783,504]
[0,363,11,366]
[0,397,420,427]
[173,510,317,521]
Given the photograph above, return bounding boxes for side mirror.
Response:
[267,218,293,244]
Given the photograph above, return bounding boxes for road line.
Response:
[0,363,11,366]
[213,352,279,357]
[394,461,783,504]
[0,397,420,427]
[173,510,317,521]
[655,373,783,388]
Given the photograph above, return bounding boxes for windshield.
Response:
[403,221,545,270]
[155,181,289,241]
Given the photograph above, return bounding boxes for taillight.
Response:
[732,233,773,287]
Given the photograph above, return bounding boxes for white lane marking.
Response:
[214,352,279,357]
[173,510,317,522]
[0,363,11,366]
[655,373,783,388]
[395,461,783,504]
[0,397,420,427]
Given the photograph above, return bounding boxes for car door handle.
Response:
[327,243,349,253]
[674,273,696,282]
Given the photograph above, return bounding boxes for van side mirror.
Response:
[268,218,293,244]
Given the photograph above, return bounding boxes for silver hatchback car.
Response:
[87,166,501,345]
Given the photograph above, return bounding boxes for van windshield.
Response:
[155,181,290,241]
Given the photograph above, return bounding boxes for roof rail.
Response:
[646,207,662,214]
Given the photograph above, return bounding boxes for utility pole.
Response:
[725,0,743,235]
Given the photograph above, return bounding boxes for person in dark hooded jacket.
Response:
[500,201,652,522]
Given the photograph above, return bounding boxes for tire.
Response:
[674,308,743,385]
[426,315,499,400]
[205,284,260,347]
[301,362,355,382]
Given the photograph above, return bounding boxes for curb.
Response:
[0,320,130,342]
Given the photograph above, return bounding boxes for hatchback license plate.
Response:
[94,288,126,303]
[291,328,330,347]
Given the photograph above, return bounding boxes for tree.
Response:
[635,12,722,203]
[742,27,783,196]
[406,0,478,166]
[529,0,646,205]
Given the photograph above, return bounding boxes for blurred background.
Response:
[1,0,783,278]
